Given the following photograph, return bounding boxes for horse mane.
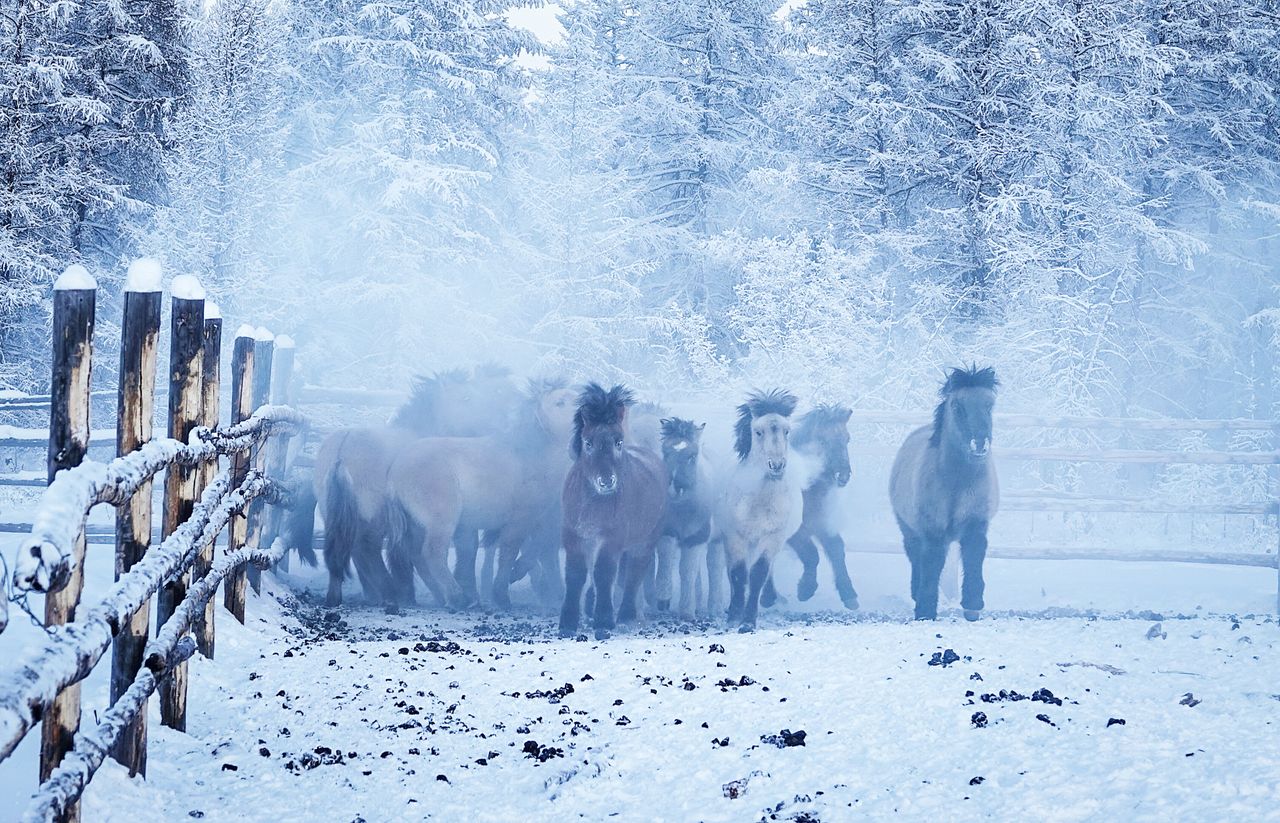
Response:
[930,365,999,447]
[734,388,798,461]
[510,375,569,450]
[572,383,635,457]
[792,403,851,448]
[474,362,512,380]
[660,417,702,445]
[389,368,470,432]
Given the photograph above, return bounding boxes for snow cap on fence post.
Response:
[124,259,162,293]
[204,301,222,320]
[53,265,96,291]
[169,274,205,301]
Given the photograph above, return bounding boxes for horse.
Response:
[652,417,714,619]
[559,384,667,640]
[384,378,576,610]
[760,404,857,610]
[285,367,519,610]
[714,389,802,632]
[889,365,1000,621]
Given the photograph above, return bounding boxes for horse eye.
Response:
[614,438,623,449]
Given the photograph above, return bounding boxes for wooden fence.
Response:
[0,265,306,822]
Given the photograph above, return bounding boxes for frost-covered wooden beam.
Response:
[846,444,1280,465]
[848,410,1280,433]
[0,470,278,764]
[21,637,196,823]
[10,405,304,597]
[22,538,288,822]
[223,330,257,623]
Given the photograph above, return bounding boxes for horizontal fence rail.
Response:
[0,265,308,822]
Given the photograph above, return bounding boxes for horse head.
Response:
[734,389,798,480]
[931,365,998,464]
[659,417,705,498]
[572,383,635,496]
[794,404,852,487]
[525,376,577,448]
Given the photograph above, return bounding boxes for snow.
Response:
[53,265,95,292]
[19,553,1267,823]
[253,327,274,343]
[234,324,256,340]
[170,274,206,301]
[124,259,162,293]
[205,301,222,320]
[275,334,294,349]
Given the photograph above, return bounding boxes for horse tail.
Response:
[323,459,360,583]
[283,469,318,567]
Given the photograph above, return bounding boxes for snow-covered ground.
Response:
[0,549,1261,822]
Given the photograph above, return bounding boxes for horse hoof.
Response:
[656,599,670,612]
[964,609,981,622]
[842,594,859,611]
[324,594,341,608]
[594,627,612,641]
[383,603,400,616]
[558,624,577,639]
[737,623,756,634]
[797,576,817,602]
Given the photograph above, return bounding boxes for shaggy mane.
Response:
[734,388,798,461]
[930,364,999,447]
[793,403,852,448]
[572,383,635,457]
[389,368,470,432]
[660,417,702,445]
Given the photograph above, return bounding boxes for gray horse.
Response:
[889,366,999,621]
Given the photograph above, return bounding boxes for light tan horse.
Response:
[299,368,520,609]
[714,389,802,632]
[384,379,577,609]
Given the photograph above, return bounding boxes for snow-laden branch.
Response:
[24,539,286,822]
[0,470,282,764]
[12,405,305,596]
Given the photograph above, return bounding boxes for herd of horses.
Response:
[286,365,1001,637]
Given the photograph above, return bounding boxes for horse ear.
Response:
[838,408,852,423]
[696,422,706,432]
[660,417,672,427]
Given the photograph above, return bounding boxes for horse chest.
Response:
[730,487,790,537]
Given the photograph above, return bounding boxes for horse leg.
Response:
[898,522,922,607]
[707,538,729,617]
[478,531,497,606]
[914,539,947,620]
[654,536,676,612]
[452,527,480,607]
[591,546,621,641]
[739,554,772,633]
[760,574,778,609]
[819,532,859,610]
[618,547,652,625]
[726,557,748,625]
[959,520,989,621]
[492,528,531,610]
[788,525,821,602]
[350,527,397,613]
[678,539,706,620]
[536,540,564,608]
[385,518,420,608]
[422,527,466,610]
[559,534,587,638]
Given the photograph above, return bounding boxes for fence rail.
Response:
[0,264,306,822]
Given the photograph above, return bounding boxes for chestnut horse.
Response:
[559,384,667,640]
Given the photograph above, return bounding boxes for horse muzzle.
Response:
[766,460,786,479]
[835,470,851,487]
[968,438,991,461]
[593,475,619,495]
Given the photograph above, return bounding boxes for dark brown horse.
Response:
[889,366,1000,620]
[761,404,857,610]
[559,384,667,640]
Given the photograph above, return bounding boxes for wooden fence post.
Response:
[223,327,255,623]
[269,335,294,571]
[39,265,96,822]
[246,328,274,595]
[157,276,205,733]
[108,259,161,778]
[193,303,222,657]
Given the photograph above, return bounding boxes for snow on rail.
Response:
[0,470,283,764]
[53,265,95,291]
[10,405,305,596]
[124,259,162,293]
[26,539,288,821]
